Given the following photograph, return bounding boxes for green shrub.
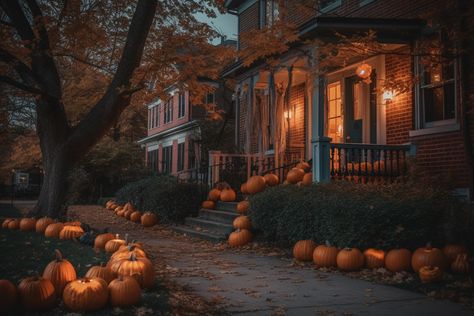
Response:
[115,175,206,223]
[248,181,470,250]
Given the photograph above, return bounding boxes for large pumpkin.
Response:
[0,279,17,313]
[411,244,447,272]
[35,217,55,233]
[293,240,316,262]
[286,168,305,184]
[228,229,252,247]
[130,211,142,223]
[63,278,108,312]
[313,243,339,268]
[220,188,236,202]
[385,249,412,272]
[141,212,158,227]
[246,176,266,194]
[442,244,468,264]
[451,254,470,274]
[105,234,126,253]
[110,254,155,289]
[85,264,115,284]
[263,174,279,187]
[94,233,115,249]
[59,225,84,240]
[233,216,251,230]
[124,210,134,220]
[7,219,20,230]
[208,189,221,201]
[108,276,141,307]
[301,173,312,186]
[109,245,148,266]
[240,182,249,195]
[202,200,216,209]
[419,266,443,283]
[364,248,385,269]
[42,250,77,296]
[336,248,364,271]
[296,161,311,172]
[19,218,37,231]
[44,223,64,238]
[236,200,249,214]
[18,276,56,312]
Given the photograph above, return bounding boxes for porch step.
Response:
[216,201,239,212]
[199,208,239,224]
[172,225,226,242]
[185,217,234,235]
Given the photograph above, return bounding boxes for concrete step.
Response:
[172,225,226,242]
[185,217,234,235]
[216,201,239,212]
[199,208,239,224]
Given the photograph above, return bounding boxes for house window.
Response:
[147,149,158,171]
[178,93,186,118]
[162,145,172,174]
[177,142,185,171]
[420,60,456,127]
[327,81,343,143]
[320,0,342,12]
[164,98,173,124]
[265,0,279,26]
[188,139,196,169]
[155,104,160,127]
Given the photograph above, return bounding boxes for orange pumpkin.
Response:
[442,244,468,264]
[63,221,81,226]
[385,248,412,272]
[202,200,216,209]
[44,223,64,238]
[110,254,155,289]
[451,254,470,274]
[233,216,251,230]
[94,233,115,249]
[114,206,123,214]
[220,188,236,202]
[85,263,115,284]
[130,211,142,223]
[123,202,135,212]
[105,234,126,253]
[286,168,305,184]
[246,176,266,194]
[124,210,133,220]
[263,173,279,187]
[296,161,311,172]
[313,243,339,268]
[109,245,148,266]
[59,225,84,240]
[301,173,312,186]
[0,279,17,313]
[141,212,158,227]
[293,240,317,262]
[237,200,249,214]
[419,266,443,283]
[336,248,365,271]
[18,276,56,312]
[7,219,20,230]
[42,250,77,296]
[411,244,447,272]
[208,189,221,201]
[228,229,252,247]
[2,218,13,229]
[108,276,141,307]
[62,278,108,312]
[364,248,385,269]
[35,217,55,233]
[116,209,126,217]
[19,218,36,231]
[240,182,249,195]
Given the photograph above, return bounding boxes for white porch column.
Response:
[310,54,331,183]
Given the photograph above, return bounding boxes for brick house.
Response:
[218,0,473,199]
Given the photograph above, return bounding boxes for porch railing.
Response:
[329,143,413,182]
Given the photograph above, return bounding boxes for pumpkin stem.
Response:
[54,249,63,261]
[129,253,137,261]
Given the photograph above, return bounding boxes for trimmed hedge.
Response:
[248,181,471,250]
[115,175,206,223]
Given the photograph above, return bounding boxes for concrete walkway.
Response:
[68,205,474,316]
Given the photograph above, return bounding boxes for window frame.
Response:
[177,142,185,171]
[164,98,173,124]
[178,93,186,118]
[162,145,173,174]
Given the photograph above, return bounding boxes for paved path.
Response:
[69,205,474,316]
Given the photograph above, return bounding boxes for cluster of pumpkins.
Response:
[0,218,154,313]
[105,200,157,227]
[292,240,470,283]
[2,216,86,240]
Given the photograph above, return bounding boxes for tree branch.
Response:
[53,52,114,75]
[0,75,43,95]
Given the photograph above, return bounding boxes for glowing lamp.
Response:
[383,90,394,103]
[355,63,372,79]
[284,110,292,120]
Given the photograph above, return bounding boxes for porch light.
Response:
[284,110,292,120]
[383,90,394,103]
[355,63,372,80]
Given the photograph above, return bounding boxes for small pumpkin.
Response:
[116,209,126,217]
[110,254,155,289]
[114,206,123,214]
[124,209,134,220]
[42,249,77,296]
[19,218,37,231]
[336,248,364,271]
[301,173,312,186]
[411,243,447,272]
[385,248,412,272]
[35,217,55,233]
[236,200,249,214]
[105,234,127,253]
[62,278,108,312]
[59,225,84,240]
[313,242,339,268]
[85,263,115,284]
[451,254,470,274]
[263,173,279,187]
[293,240,316,262]
[228,229,252,247]
[286,168,305,184]
[419,266,443,283]
[44,223,64,238]
[296,161,311,172]
[246,176,266,194]
[7,219,20,230]
[233,216,251,230]
[220,188,236,202]
[108,276,141,307]
[94,233,115,249]
[240,182,249,195]
[18,276,56,312]
[141,212,158,227]
[202,200,216,209]
[442,244,468,264]
[364,248,385,269]
[208,189,221,201]
[130,211,142,223]
[0,279,17,313]
[123,202,134,212]
[2,218,14,229]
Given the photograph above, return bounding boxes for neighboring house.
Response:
[219,0,473,199]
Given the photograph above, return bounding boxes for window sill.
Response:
[409,123,460,137]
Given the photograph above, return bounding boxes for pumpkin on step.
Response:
[94,233,115,249]
[141,212,158,227]
[130,211,142,223]
[336,248,364,271]
[237,200,249,214]
[202,200,216,209]
[301,173,312,186]
[208,189,221,201]
[59,225,84,240]
[35,217,55,233]
[286,168,305,184]
[240,182,249,195]
[313,242,339,268]
[44,223,64,238]
[385,248,412,272]
[228,229,252,247]
[105,234,127,253]
[18,276,56,312]
[62,278,108,312]
[293,240,316,262]
[85,263,115,284]
[2,218,13,229]
[296,161,311,172]
[220,188,236,202]
[42,249,77,296]
[419,266,443,283]
[411,243,447,272]
[263,173,279,187]
[20,218,36,231]
[442,244,468,264]
[233,216,251,230]
[246,176,266,194]
[364,248,385,269]
[0,279,17,313]
[451,254,470,274]
[108,276,141,307]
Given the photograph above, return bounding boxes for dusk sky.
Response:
[195,10,237,42]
